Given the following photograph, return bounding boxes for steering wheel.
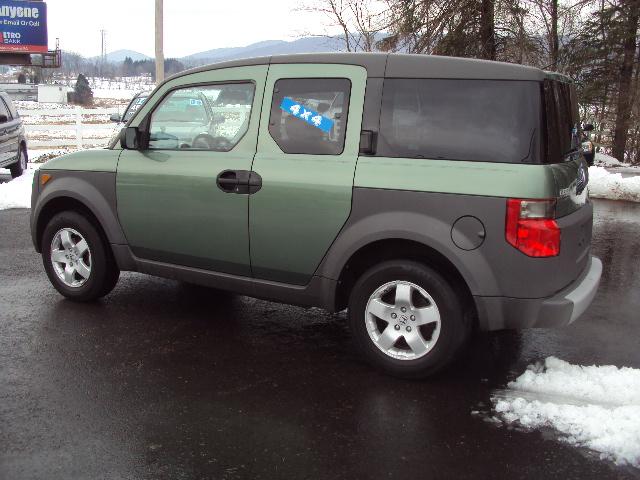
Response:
[192,134,233,151]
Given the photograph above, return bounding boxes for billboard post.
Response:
[0,0,48,54]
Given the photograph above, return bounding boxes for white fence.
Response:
[21,106,119,149]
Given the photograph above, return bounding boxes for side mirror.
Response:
[583,123,594,132]
[120,126,141,149]
[359,130,377,155]
[110,113,122,123]
[0,114,8,123]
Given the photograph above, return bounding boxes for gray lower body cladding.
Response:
[31,170,127,252]
[475,256,602,330]
[315,188,596,330]
[318,188,593,299]
[110,244,338,310]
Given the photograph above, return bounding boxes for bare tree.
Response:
[520,0,593,71]
[300,0,389,51]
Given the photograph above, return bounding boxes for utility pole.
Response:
[100,29,107,76]
[155,0,164,84]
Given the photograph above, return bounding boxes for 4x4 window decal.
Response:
[279,97,334,133]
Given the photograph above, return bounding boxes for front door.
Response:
[250,64,367,284]
[116,66,268,276]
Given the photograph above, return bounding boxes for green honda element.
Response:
[30,53,602,378]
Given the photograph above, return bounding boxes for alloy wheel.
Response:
[365,280,441,360]
[50,228,92,287]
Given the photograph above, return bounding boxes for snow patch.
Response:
[491,357,640,468]
[93,88,144,100]
[0,166,39,210]
[589,166,640,202]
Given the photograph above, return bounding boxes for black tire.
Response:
[42,210,120,302]
[9,144,27,179]
[348,260,471,378]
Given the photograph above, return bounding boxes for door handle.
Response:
[217,170,240,192]
[217,170,261,194]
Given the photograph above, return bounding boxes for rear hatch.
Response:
[543,75,593,285]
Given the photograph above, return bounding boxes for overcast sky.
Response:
[46,0,324,58]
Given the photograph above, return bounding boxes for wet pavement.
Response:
[1,200,639,480]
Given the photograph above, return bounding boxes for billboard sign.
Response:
[0,0,47,54]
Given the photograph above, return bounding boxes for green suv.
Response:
[31,54,602,378]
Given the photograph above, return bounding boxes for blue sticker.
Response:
[280,97,334,133]
[189,98,203,106]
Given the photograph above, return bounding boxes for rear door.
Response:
[249,64,367,284]
[117,66,268,276]
[543,79,589,217]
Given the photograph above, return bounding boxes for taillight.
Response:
[506,199,560,257]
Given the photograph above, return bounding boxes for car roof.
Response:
[168,52,547,82]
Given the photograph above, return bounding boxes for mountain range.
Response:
[91,49,152,63]
[97,37,349,66]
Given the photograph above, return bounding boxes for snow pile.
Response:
[588,166,640,202]
[594,152,624,167]
[0,168,37,210]
[492,357,640,467]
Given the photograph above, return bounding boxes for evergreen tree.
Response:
[73,74,93,106]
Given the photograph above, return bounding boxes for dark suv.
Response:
[0,91,27,178]
[31,54,602,378]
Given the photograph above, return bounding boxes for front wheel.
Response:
[42,211,120,302]
[348,260,471,378]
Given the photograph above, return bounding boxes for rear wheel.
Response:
[9,145,27,179]
[348,260,471,378]
[42,211,120,302]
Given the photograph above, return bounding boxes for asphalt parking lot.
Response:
[1,199,639,480]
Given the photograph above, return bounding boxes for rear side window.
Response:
[378,79,541,163]
[269,78,351,155]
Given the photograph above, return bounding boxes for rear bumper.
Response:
[475,256,602,331]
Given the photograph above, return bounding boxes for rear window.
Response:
[543,79,581,163]
[378,79,541,163]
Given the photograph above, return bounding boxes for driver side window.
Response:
[148,82,255,151]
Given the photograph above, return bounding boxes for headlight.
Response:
[581,141,593,153]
